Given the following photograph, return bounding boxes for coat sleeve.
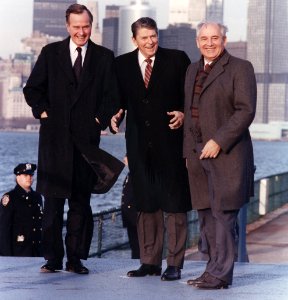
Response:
[178,51,191,111]
[23,46,50,119]
[94,51,120,130]
[213,60,257,153]
[0,195,13,256]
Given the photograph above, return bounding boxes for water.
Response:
[1,131,288,212]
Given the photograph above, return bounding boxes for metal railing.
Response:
[84,172,288,258]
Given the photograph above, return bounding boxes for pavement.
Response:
[1,204,288,300]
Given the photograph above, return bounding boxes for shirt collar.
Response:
[69,39,88,54]
[138,50,155,66]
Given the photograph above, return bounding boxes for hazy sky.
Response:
[0,0,248,59]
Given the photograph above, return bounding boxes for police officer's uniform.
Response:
[0,163,43,256]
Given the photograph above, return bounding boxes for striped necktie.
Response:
[144,58,152,88]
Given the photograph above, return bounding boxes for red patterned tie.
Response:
[144,58,152,88]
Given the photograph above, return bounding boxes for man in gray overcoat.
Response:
[183,22,257,289]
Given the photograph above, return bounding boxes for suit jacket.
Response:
[116,47,192,213]
[183,51,257,210]
[23,37,123,197]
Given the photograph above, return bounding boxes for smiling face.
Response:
[196,23,227,62]
[16,174,33,192]
[66,10,92,47]
[132,28,159,59]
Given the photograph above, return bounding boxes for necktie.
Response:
[204,63,211,72]
[73,47,82,83]
[144,58,152,88]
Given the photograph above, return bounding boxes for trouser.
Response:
[42,147,95,263]
[137,209,187,267]
[127,225,140,259]
[195,143,239,284]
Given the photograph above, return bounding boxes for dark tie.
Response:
[204,63,211,72]
[73,47,82,83]
[144,58,152,88]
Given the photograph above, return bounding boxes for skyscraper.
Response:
[247,0,288,123]
[169,0,190,24]
[102,6,120,56]
[117,0,156,56]
[86,1,102,45]
[169,0,223,27]
[159,25,199,62]
[33,0,74,38]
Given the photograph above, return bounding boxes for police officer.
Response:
[0,163,43,257]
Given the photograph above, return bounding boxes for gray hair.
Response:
[196,22,228,37]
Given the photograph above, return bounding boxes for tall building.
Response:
[169,0,223,27]
[86,1,102,45]
[159,24,199,63]
[33,0,75,38]
[169,0,190,24]
[247,0,288,123]
[226,41,247,60]
[117,0,156,56]
[102,6,120,55]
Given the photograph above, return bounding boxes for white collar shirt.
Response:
[69,39,88,66]
[138,50,155,80]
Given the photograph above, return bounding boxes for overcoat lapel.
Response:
[201,52,230,95]
[76,41,99,98]
[130,49,147,91]
[56,37,75,84]
[147,47,168,92]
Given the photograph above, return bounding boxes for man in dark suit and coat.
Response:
[23,4,122,274]
[111,17,191,281]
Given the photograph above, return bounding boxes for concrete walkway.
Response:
[1,204,288,300]
[0,257,287,300]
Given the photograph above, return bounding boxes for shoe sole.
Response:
[40,268,60,273]
[65,268,89,275]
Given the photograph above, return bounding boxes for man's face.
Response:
[196,23,227,62]
[66,11,92,47]
[132,28,158,58]
[16,174,33,191]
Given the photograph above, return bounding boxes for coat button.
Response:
[142,98,149,104]
[193,149,197,153]
[145,120,150,127]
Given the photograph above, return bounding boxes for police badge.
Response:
[1,194,10,206]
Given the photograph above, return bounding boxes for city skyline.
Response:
[0,0,248,59]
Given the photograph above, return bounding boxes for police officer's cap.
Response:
[14,163,37,175]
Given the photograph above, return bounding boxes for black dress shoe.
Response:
[161,266,181,281]
[40,261,63,273]
[127,264,162,277]
[65,261,89,275]
[187,271,209,285]
[194,273,228,289]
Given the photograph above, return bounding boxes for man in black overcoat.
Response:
[23,4,121,274]
[111,17,191,281]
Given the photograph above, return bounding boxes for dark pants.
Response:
[42,147,95,263]
[137,210,187,267]
[195,143,239,284]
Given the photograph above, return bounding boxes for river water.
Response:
[1,131,288,213]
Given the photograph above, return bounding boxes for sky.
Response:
[0,0,248,59]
